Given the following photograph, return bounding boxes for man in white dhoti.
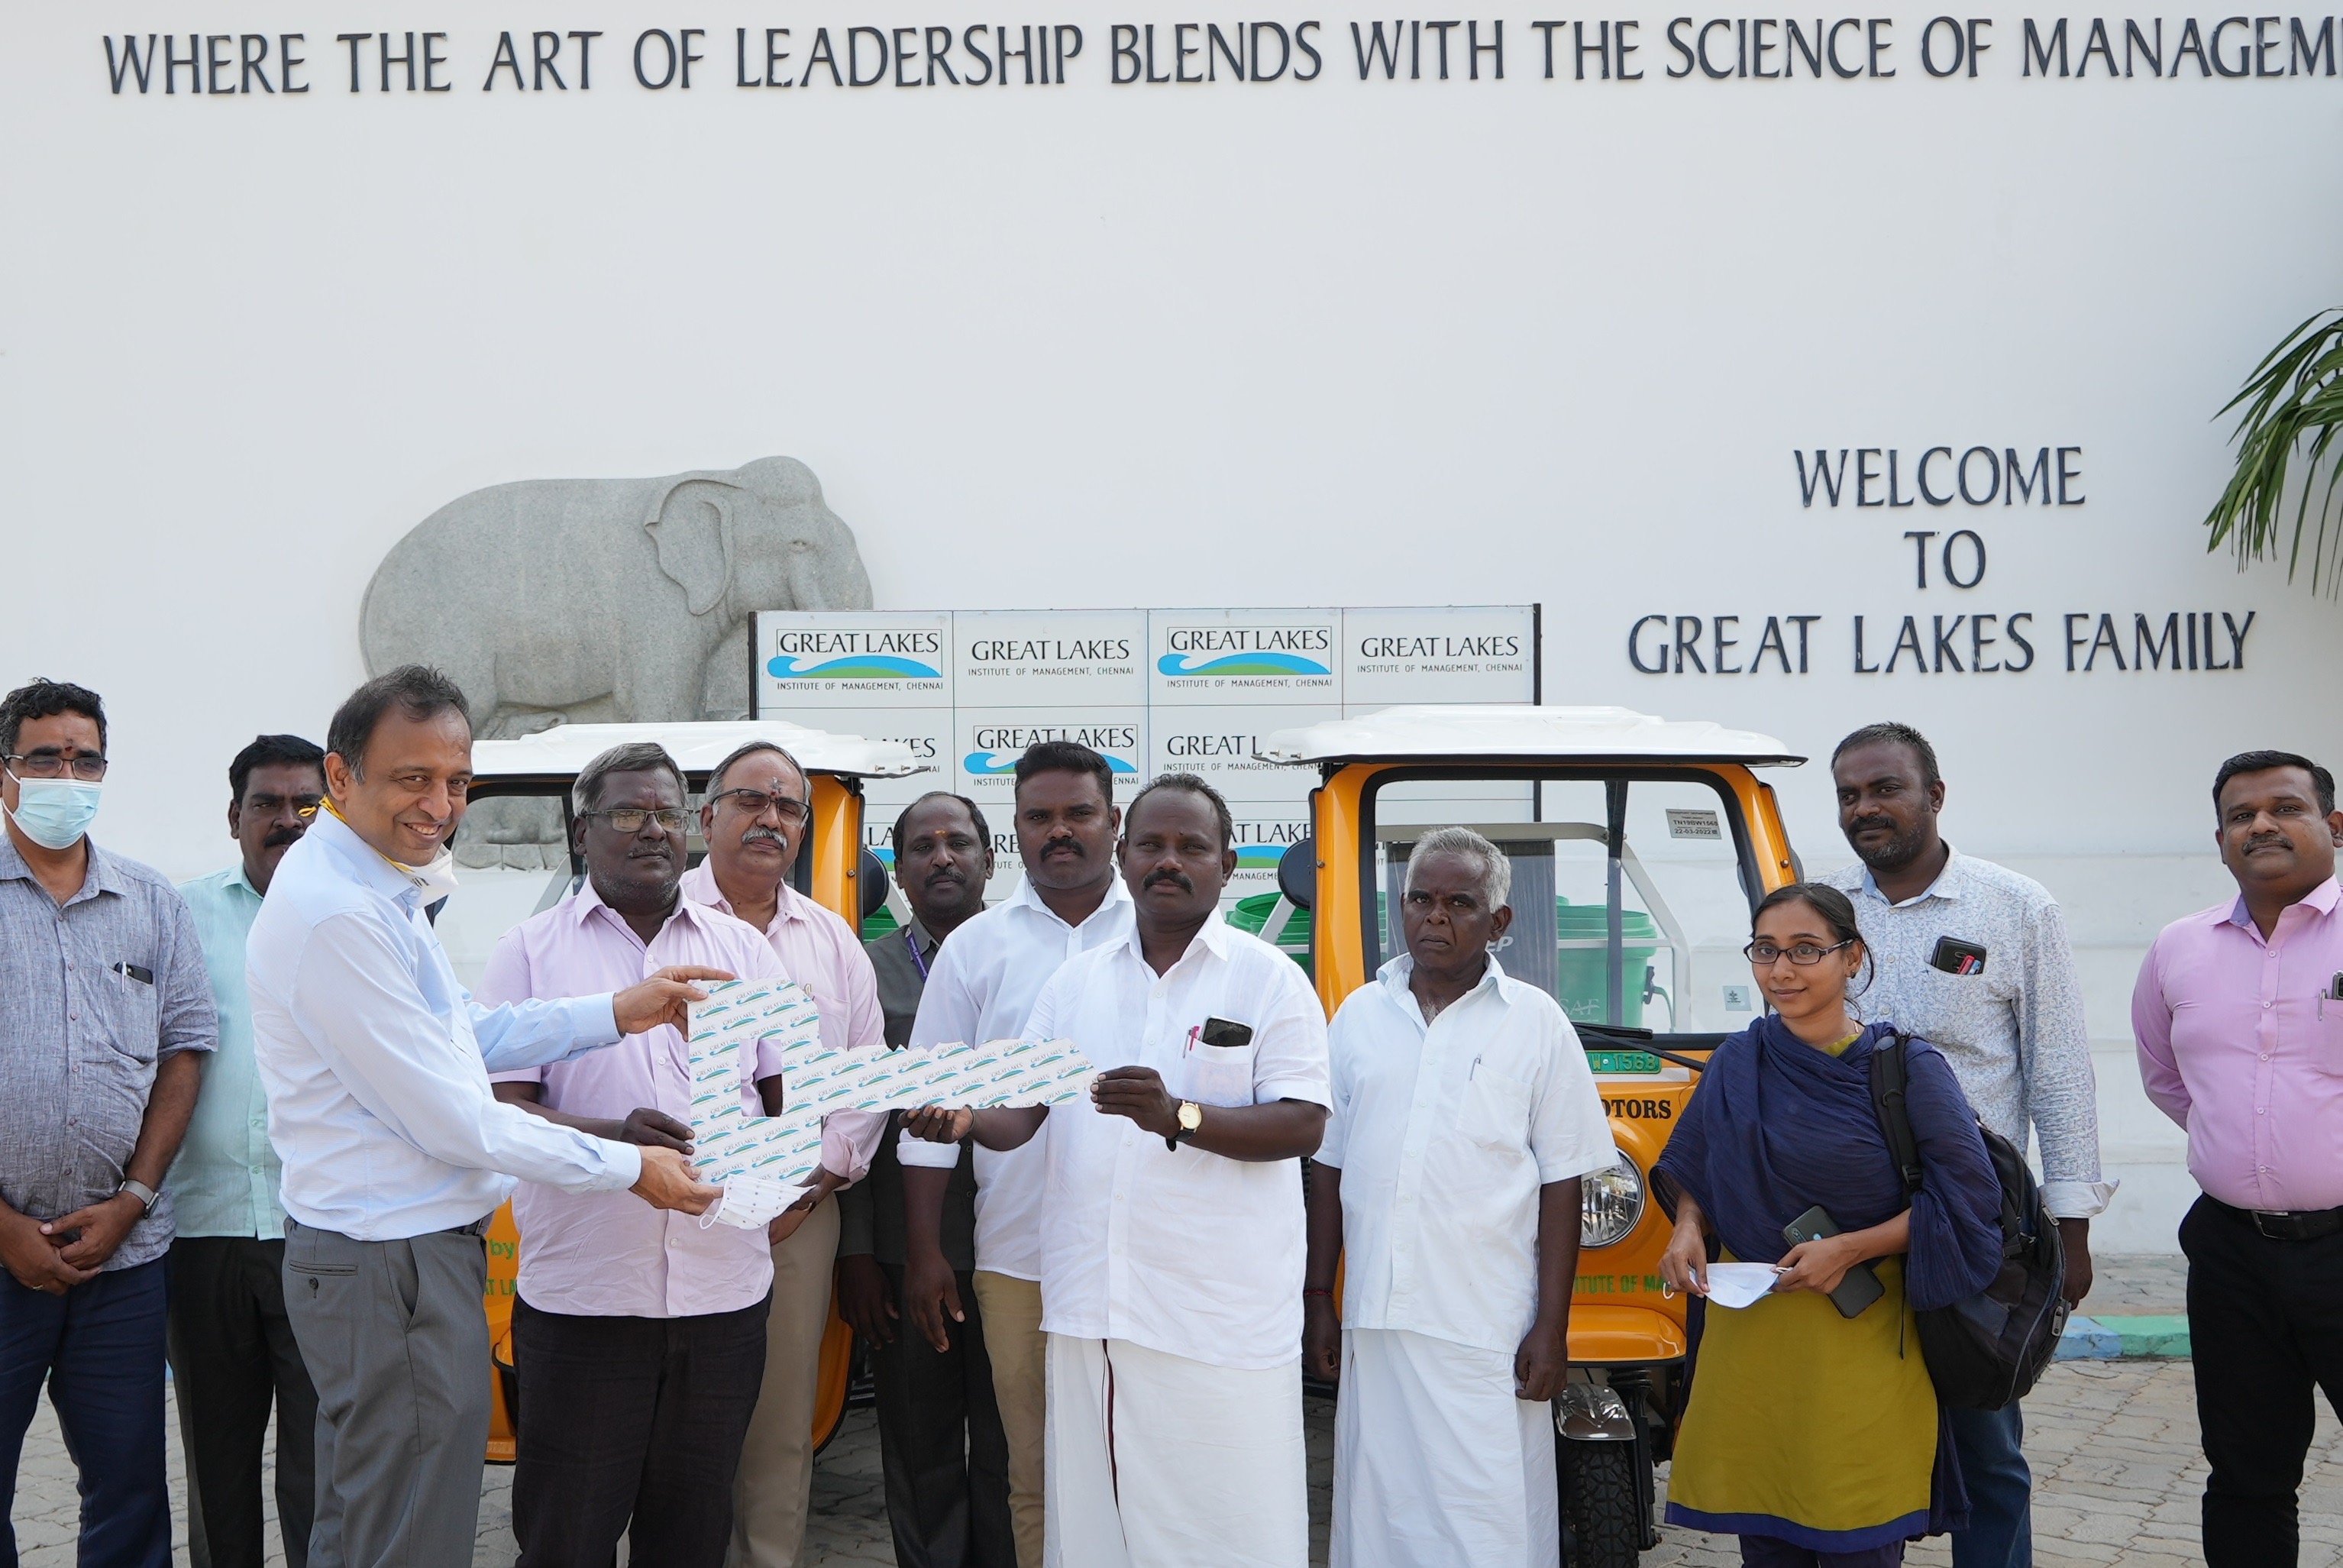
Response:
[906,772,1330,1568]
[1303,826,1617,1568]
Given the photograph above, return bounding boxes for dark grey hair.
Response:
[1406,826,1513,908]
[573,742,688,817]
[706,739,808,800]
[325,665,470,781]
[1125,771,1233,852]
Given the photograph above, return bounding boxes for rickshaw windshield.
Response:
[1360,768,1766,1038]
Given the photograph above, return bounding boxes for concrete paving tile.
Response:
[15,1259,2343,1568]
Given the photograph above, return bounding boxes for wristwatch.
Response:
[115,1178,159,1216]
[1165,1101,1204,1152]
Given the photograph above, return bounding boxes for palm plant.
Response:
[2205,309,2343,596]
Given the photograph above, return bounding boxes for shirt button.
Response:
[2257,1107,2267,1115]
[69,1011,77,1021]
[2264,1001,2274,1010]
[2261,1054,2271,1062]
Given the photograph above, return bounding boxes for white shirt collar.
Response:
[309,809,428,911]
[1857,845,1966,908]
[1007,868,1133,931]
[1375,950,1510,1014]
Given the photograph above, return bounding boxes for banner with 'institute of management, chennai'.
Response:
[751,606,1537,897]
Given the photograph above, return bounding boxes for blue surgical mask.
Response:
[5,775,103,851]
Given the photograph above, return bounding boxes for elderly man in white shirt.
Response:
[247,668,721,1568]
[1303,826,1616,1568]
[907,773,1330,1568]
[894,740,1134,1568]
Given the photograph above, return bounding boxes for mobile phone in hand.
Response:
[1782,1204,1886,1319]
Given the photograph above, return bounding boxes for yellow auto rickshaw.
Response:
[445,719,930,1464]
[1241,703,1806,1567]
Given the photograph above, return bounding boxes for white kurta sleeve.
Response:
[1528,1011,1617,1183]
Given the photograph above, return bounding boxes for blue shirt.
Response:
[0,832,217,1270]
[247,809,641,1241]
[166,864,283,1240]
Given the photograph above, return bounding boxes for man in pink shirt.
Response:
[2134,748,2343,1568]
[680,739,887,1568]
[480,742,798,1568]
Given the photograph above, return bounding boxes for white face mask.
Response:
[5,774,102,851]
[391,848,461,904]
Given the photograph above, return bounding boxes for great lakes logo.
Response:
[964,723,1142,777]
[767,629,944,681]
[1156,625,1334,677]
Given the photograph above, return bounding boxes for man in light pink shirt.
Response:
[2134,748,2343,1568]
[681,739,887,1568]
[480,743,797,1568]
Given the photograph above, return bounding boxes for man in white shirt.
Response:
[895,741,1133,1568]
[909,772,1330,1568]
[1303,827,1616,1568]
[247,668,722,1568]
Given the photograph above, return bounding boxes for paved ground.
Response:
[12,1256,2338,1567]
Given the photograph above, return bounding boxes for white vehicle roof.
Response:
[470,720,932,784]
[1254,705,1804,768]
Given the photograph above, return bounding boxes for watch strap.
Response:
[117,1178,159,1216]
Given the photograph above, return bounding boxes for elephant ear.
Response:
[644,474,744,616]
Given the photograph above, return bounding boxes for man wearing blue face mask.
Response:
[0,677,219,1568]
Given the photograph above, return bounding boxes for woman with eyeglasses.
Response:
[1654,882,2004,1568]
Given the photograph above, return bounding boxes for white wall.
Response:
[9,2,2342,1250]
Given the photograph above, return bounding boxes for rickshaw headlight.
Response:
[1579,1156,1646,1250]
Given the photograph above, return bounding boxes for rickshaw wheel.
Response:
[1559,1436,1650,1568]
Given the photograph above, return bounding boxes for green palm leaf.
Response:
[2205,308,2343,596]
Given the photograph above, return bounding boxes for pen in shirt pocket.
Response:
[1185,1024,1201,1056]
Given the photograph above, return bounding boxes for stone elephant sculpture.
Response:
[360,455,873,739]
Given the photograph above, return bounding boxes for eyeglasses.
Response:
[1743,939,1855,966]
[5,753,108,782]
[708,788,810,826]
[582,807,690,833]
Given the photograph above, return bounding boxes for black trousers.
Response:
[510,1293,770,1568]
[871,1264,1016,1568]
[166,1237,318,1568]
[2182,1194,2343,1567]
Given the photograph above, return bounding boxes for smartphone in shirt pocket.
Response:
[1182,1017,1258,1107]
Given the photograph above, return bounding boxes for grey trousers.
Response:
[283,1218,492,1568]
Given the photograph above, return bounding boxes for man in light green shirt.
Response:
[167,734,326,1568]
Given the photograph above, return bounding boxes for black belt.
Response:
[2212,1196,2343,1243]
[445,1215,493,1238]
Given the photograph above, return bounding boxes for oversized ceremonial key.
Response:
[685,978,1097,1195]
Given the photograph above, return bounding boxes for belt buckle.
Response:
[2252,1211,2295,1240]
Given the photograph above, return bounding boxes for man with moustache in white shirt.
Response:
[909,773,1330,1568]
[894,742,1133,1568]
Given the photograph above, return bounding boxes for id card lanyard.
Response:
[905,928,931,981]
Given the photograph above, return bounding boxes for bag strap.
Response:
[1866,1030,1924,1196]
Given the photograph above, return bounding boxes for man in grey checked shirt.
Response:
[1823,720,2112,1568]
[0,677,217,1568]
